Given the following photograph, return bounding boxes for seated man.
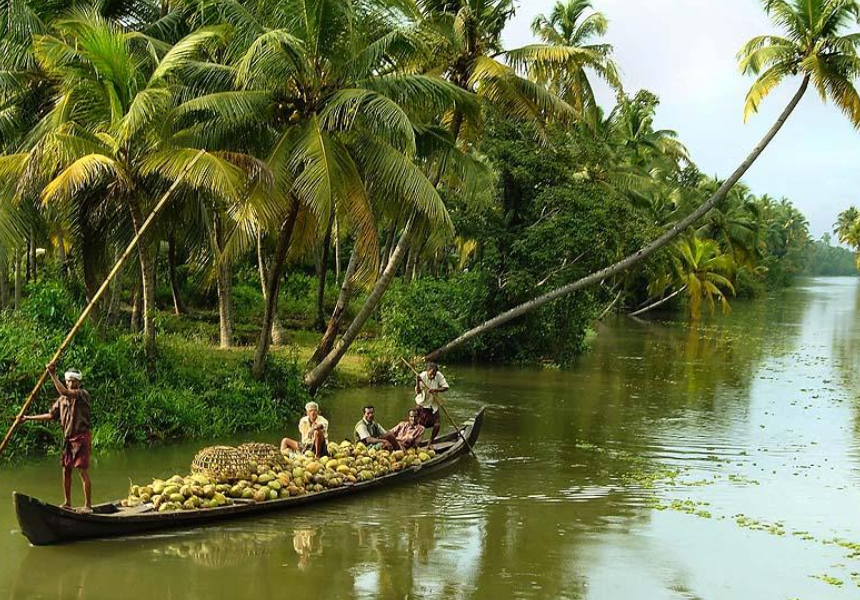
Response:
[281,401,329,458]
[383,408,425,451]
[354,405,391,449]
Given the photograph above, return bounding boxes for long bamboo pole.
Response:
[399,357,478,461]
[0,149,207,459]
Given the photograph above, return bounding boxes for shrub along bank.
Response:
[0,281,308,463]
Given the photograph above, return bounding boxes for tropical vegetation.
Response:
[2,0,859,459]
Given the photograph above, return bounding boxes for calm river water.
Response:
[2,277,860,599]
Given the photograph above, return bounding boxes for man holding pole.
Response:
[21,363,93,512]
[414,361,448,446]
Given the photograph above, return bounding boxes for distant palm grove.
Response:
[2,0,860,456]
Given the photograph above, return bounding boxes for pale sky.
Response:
[502,0,860,238]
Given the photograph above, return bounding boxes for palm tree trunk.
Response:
[81,225,101,321]
[0,256,7,309]
[596,288,623,321]
[217,256,234,348]
[315,212,334,331]
[252,203,300,379]
[128,199,157,354]
[628,286,687,317]
[107,247,124,325]
[334,216,341,285]
[130,278,142,333]
[28,232,36,283]
[304,214,415,393]
[381,216,399,275]
[167,229,186,315]
[14,249,22,310]
[214,213,234,349]
[425,76,810,361]
[56,226,66,276]
[309,246,359,366]
[256,230,286,346]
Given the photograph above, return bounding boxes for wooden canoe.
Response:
[14,407,485,546]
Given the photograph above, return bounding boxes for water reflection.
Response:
[293,527,322,571]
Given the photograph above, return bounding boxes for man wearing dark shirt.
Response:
[22,363,92,512]
[354,405,390,448]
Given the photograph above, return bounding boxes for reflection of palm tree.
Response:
[672,237,736,321]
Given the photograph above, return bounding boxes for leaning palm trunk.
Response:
[304,215,415,393]
[628,285,688,317]
[596,288,624,321]
[252,203,301,379]
[426,77,810,361]
[309,246,359,366]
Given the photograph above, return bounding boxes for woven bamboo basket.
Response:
[191,446,251,481]
[238,442,287,469]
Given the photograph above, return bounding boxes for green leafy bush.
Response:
[379,272,489,359]
[0,281,308,462]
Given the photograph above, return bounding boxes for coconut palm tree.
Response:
[427,0,860,360]
[672,236,736,320]
[835,205,860,266]
[835,206,860,246]
[303,0,579,391]
[530,0,622,123]
[0,10,248,354]
[695,178,763,267]
[179,0,464,377]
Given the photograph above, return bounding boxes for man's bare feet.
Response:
[78,506,93,514]
[59,503,72,510]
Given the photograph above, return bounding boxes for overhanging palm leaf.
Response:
[738,0,860,127]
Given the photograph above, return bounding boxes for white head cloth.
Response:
[64,369,82,382]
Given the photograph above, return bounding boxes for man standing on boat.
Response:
[414,362,448,446]
[281,401,329,458]
[21,363,92,512]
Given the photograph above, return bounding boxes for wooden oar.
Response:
[399,357,478,461]
[0,149,207,459]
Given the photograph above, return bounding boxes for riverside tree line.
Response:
[2,0,860,400]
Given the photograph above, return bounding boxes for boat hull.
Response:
[14,407,484,546]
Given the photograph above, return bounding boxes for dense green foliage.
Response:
[804,235,858,276]
[0,281,307,462]
[830,208,860,274]
[1,0,859,459]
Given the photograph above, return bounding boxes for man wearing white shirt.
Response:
[281,401,329,458]
[414,362,448,445]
